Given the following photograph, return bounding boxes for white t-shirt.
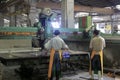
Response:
[89,36,106,51]
[44,36,68,50]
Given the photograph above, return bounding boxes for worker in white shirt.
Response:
[44,30,68,80]
[89,29,106,80]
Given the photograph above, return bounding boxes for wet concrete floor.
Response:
[2,66,120,80]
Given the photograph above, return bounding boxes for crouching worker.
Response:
[89,30,106,80]
[44,30,69,80]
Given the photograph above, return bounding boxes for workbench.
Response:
[0,49,90,80]
[62,50,90,72]
[0,48,43,66]
[0,49,90,65]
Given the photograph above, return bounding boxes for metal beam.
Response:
[36,1,114,14]
[36,1,61,10]
[74,5,114,14]
[94,20,120,23]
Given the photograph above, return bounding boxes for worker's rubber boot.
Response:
[91,71,94,80]
[98,71,102,80]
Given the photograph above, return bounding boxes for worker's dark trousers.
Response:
[50,71,60,80]
[50,52,61,80]
[91,55,101,71]
[40,39,45,50]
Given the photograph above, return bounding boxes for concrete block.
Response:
[0,39,32,49]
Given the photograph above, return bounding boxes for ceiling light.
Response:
[75,12,89,17]
[92,17,103,21]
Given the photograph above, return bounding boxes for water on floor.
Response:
[2,66,120,80]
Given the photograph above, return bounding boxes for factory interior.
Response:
[0,0,120,80]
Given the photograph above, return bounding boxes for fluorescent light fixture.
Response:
[92,17,103,21]
[75,12,89,17]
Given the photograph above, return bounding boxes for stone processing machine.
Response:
[0,27,38,49]
[0,11,119,79]
[0,26,91,80]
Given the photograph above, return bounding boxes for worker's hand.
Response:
[91,55,93,59]
[91,53,95,59]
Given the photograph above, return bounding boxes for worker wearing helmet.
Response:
[44,30,68,80]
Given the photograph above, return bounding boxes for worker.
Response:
[44,30,68,80]
[89,29,106,80]
[33,18,45,49]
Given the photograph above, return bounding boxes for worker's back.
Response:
[50,36,67,50]
[91,36,104,51]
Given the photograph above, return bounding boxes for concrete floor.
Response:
[2,66,120,80]
[61,72,115,80]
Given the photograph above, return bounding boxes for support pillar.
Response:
[0,13,4,27]
[10,6,16,27]
[110,14,114,34]
[61,0,74,28]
